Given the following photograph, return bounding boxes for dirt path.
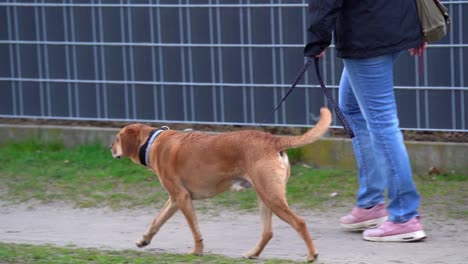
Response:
[1,203,466,264]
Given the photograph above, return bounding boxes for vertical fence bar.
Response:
[119,0,129,119]
[13,3,24,115]
[239,0,247,123]
[449,4,456,129]
[270,0,278,124]
[91,0,102,118]
[321,46,328,111]
[156,0,166,120]
[42,0,52,116]
[127,0,137,119]
[6,3,17,115]
[185,0,195,121]
[460,3,465,129]
[69,0,80,117]
[178,0,188,121]
[63,1,73,117]
[302,6,310,126]
[208,0,218,122]
[247,0,255,123]
[423,48,429,129]
[278,4,287,124]
[216,0,225,122]
[40,0,52,116]
[330,44,337,127]
[34,0,45,116]
[98,0,108,118]
[149,0,159,120]
[415,53,421,129]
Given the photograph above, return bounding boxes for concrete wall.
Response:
[1,124,467,174]
[0,124,118,148]
[303,138,468,175]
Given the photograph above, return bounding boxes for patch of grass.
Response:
[0,243,298,264]
[415,173,468,218]
[286,148,304,164]
[287,166,358,209]
[0,141,466,217]
[0,140,166,209]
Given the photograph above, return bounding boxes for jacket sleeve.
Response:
[304,0,344,57]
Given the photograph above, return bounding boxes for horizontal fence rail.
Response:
[1,1,467,7]
[0,0,467,132]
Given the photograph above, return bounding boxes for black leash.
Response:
[262,57,355,139]
[313,58,355,138]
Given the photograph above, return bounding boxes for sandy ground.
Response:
[0,203,466,264]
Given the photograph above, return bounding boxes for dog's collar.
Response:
[138,126,169,167]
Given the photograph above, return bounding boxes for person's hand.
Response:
[315,50,326,58]
[409,42,427,56]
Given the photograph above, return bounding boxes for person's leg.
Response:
[338,68,388,230]
[343,53,420,223]
[338,68,386,208]
[343,53,425,241]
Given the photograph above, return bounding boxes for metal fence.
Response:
[0,0,467,132]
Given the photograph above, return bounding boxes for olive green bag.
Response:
[416,0,450,42]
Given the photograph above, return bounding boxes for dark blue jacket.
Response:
[304,0,424,58]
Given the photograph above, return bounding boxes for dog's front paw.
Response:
[136,237,150,248]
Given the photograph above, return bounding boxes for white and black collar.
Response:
[138,126,169,167]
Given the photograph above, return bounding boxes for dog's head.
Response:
[110,124,154,162]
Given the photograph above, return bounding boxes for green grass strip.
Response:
[0,141,466,217]
[0,243,299,264]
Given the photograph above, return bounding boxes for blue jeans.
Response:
[339,52,420,223]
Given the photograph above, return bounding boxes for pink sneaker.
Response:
[363,217,427,242]
[340,203,388,231]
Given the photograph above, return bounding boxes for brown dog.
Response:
[110,107,332,262]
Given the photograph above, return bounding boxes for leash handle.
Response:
[313,57,355,138]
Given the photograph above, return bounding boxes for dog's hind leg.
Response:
[243,198,273,259]
[253,168,318,262]
[136,197,178,248]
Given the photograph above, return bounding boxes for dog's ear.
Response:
[120,127,141,157]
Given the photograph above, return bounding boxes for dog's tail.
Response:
[275,107,332,150]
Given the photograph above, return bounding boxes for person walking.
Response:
[304,0,427,242]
